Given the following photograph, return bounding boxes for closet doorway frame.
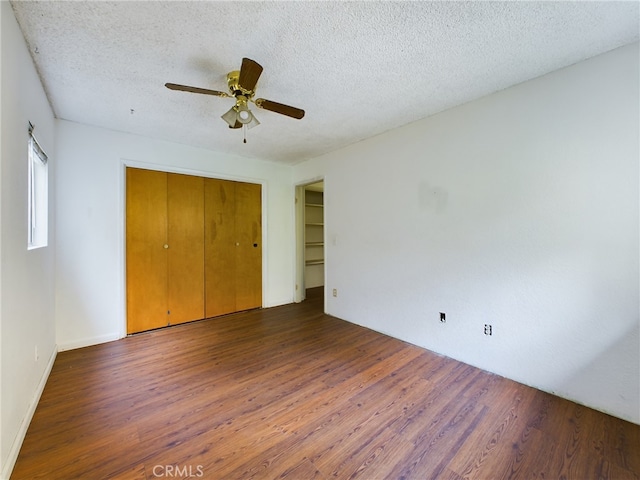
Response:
[294,178,325,306]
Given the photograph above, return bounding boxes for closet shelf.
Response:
[305,259,324,266]
[304,187,324,288]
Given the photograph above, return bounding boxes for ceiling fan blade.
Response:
[238,58,263,92]
[165,83,230,98]
[254,98,305,119]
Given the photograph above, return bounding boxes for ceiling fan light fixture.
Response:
[246,112,260,130]
[221,107,238,127]
[221,105,259,130]
[235,95,255,125]
[237,108,252,124]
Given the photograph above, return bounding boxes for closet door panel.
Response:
[204,178,237,317]
[167,173,205,325]
[235,182,262,311]
[126,168,168,334]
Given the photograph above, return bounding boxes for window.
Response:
[28,124,48,249]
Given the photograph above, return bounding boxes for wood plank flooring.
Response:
[11,288,640,479]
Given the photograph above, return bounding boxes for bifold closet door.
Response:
[204,178,237,318]
[204,179,262,317]
[167,173,205,326]
[126,168,205,334]
[234,182,262,311]
[126,168,168,334]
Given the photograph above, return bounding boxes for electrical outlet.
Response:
[484,324,493,336]
[332,288,338,297]
[440,312,446,323]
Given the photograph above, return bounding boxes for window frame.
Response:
[27,125,49,250]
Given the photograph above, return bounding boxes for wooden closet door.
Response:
[126,168,168,334]
[167,173,205,325]
[204,178,237,317]
[235,182,262,311]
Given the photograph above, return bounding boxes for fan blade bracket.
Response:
[165,83,230,98]
[254,98,305,119]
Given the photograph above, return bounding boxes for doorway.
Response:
[294,180,324,303]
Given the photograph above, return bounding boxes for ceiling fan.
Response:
[166,58,305,141]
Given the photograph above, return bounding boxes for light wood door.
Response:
[235,182,262,311]
[167,173,205,325]
[204,178,237,318]
[126,168,168,334]
[127,169,206,333]
[127,170,261,333]
[204,179,262,316]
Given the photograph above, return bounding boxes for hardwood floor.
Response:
[12,288,640,479]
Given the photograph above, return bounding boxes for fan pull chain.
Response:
[243,124,247,144]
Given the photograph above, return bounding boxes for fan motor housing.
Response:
[227,70,254,97]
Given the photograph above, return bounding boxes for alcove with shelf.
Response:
[304,184,324,288]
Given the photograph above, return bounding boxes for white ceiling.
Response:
[10,1,639,166]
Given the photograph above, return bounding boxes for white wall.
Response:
[1,2,57,477]
[294,43,640,424]
[55,120,294,350]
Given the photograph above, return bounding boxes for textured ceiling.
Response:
[10,1,640,165]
